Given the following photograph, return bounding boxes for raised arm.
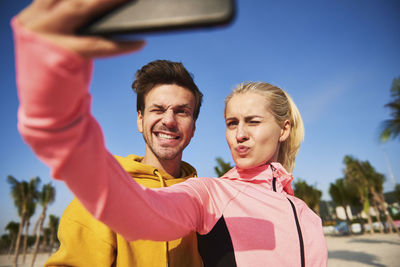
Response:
[13,0,205,242]
[16,0,145,58]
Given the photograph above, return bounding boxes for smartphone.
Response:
[78,0,236,36]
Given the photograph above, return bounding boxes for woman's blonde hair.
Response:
[224,82,304,172]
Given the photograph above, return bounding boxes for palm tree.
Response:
[22,201,37,264]
[293,179,322,215]
[344,156,400,235]
[214,157,234,177]
[47,215,59,255]
[7,176,40,267]
[5,221,19,257]
[343,156,375,234]
[30,183,56,267]
[362,161,400,234]
[380,75,400,142]
[329,178,355,235]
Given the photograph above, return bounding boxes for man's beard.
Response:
[142,133,182,161]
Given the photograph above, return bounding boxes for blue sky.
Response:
[1,0,399,235]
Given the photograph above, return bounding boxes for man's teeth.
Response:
[158,133,177,139]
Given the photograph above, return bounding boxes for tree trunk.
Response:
[41,229,48,251]
[372,202,384,233]
[30,206,46,267]
[366,212,374,234]
[378,193,400,235]
[314,202,320,216]
[48,233,55,256]
[22,220,30,263]
[343,205,353,235]
[359,194,374,235]
[48,224,58,256]
[357,212,365,234]
[8,236,16,258]
[13,214,26,267]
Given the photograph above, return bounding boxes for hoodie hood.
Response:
[114,154,197,187]
[221,162,294,195]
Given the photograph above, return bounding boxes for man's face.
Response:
[137,84,196,161]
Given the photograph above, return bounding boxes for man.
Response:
[14,1,203,266]
[45,60,203,267]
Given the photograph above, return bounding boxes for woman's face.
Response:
[225,92,290,169]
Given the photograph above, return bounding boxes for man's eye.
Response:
[249,120,260,124]
[151,109,164,113]
[176,109,190,116]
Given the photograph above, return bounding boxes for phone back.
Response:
[80,0,236,36]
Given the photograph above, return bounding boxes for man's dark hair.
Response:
[132,60,203,120]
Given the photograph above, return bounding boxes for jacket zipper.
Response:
[272,175,305,267]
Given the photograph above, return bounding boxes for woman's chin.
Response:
[235,160,267,170]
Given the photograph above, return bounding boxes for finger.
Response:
[77,38,147,58]
[40,34,146,58]
[19,0,132,34]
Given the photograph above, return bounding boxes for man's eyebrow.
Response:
[176,104,193,110]
[148,104,193,110]
[148,104,164,109]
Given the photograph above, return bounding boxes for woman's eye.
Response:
[226,121,238,127]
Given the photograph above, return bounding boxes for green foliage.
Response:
[48,214,60,247]
[343,155,386,200]
[329,178,358,208]
[38,183,56,207]
[48,215,59,235]
[214,157,233,177]
[293,178,322,214]
[0,234,11,252]
[5,221,20,238]
[380,75,400,142]
[7,176,40,216]
[343,156,381,204]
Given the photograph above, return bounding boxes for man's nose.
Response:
[161,109,177,128]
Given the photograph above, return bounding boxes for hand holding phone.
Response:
[16,0,145,58]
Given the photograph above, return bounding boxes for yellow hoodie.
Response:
[45,155,202,267]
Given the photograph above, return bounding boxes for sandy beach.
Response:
[1,233,399,266]
[326,233,400,267]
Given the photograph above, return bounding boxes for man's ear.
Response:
[137,110,143,133]
[191,122,196,139]
[279,120,291,142]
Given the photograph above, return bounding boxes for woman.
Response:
[95,82,327,267]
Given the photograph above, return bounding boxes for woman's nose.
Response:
[236,124,249,143]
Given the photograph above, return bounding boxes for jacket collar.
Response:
[221,162,294,195]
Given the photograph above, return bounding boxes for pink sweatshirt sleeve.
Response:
[12,18,206,241]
